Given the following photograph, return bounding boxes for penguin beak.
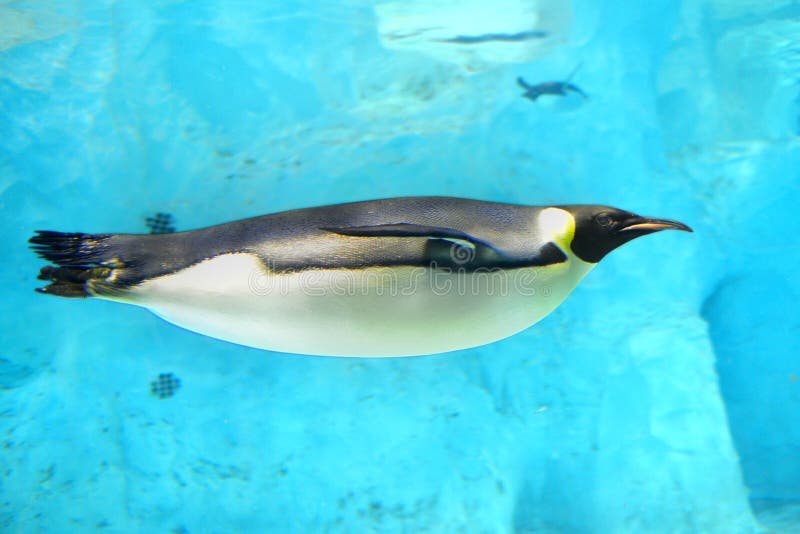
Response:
[619,216,693,234]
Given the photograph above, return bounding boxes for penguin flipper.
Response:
[321,223,500,252]
[322,222,567,268]
[564,82,588,98]
[322,222,535,268]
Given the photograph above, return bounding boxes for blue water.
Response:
[2,1,799,532]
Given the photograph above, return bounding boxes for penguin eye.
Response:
[595,212,614,228]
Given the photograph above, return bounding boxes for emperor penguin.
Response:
[30,197,691,357]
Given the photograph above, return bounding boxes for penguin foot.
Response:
[29,231,123,298]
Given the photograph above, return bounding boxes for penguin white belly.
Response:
[118,253,594,357]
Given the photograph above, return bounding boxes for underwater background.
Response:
[2,0,800,532]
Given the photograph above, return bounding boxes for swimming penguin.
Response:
[517,64,588,102]
[30,197,691,357]
[517,77,588,101]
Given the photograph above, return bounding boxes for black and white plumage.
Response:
[30,196,691,356]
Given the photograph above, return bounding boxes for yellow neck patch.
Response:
[538,208,576,255]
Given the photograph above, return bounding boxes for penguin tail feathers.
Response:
[29,231,127,298]
[30,231,114,267]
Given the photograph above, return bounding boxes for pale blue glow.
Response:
[1,1,799,532]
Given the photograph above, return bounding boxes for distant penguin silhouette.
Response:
[517,64,587,102]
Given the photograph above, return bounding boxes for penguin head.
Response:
[560,205,693,263]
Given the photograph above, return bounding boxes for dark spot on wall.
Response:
[145,213,176,234]
[150,373,181,399]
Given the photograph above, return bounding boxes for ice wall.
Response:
[1,0,797,532]
[658,0,800,523]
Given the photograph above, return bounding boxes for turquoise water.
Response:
[2,1,800,532]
